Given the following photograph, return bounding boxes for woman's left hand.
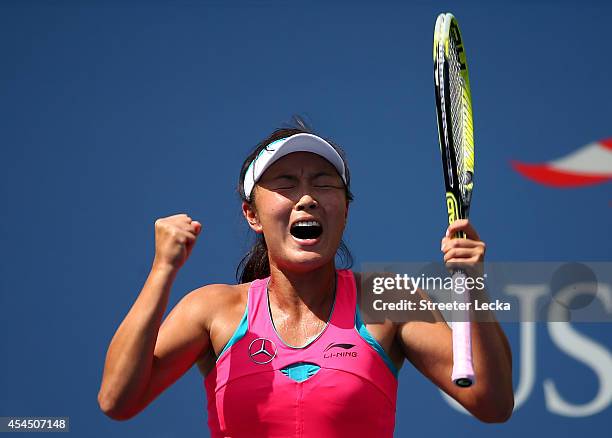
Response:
[440,219,486,277]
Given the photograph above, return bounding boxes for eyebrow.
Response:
[269,171,336,180]
[312,171,336,178]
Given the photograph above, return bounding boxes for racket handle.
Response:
[451,270,475,387]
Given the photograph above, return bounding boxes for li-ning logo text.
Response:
[323,342,358,359]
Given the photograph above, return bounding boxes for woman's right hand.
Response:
[153,214,202,271]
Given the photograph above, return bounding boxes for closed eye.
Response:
[313,179,343,189]
[313,176,343,189]
[263,174,342,190]
[270,176,297,189]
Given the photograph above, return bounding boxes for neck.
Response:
[267,262,337,320]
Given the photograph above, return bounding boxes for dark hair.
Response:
[236,116,354,283]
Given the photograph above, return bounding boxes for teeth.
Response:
[293,220,321,227]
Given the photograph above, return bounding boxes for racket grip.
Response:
[451,270,475,387]
[451,321,474,387]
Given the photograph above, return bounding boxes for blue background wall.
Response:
[1,1,610,436]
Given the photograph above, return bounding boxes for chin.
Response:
[279,252,333,272]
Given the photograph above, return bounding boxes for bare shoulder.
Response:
[185,282,251,377]
[186,282,245,305]
[183,282,250,333]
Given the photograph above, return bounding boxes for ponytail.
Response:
[236,235,270,283]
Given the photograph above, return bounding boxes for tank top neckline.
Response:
[264,270,338,350]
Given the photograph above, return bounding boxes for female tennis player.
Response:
[98,119,513,436]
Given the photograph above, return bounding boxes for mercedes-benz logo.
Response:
[248,337,278,364]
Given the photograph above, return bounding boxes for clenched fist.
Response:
[152,214,202,271]
[440,219,486,278]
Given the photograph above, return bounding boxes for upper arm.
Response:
[135,285,218,413]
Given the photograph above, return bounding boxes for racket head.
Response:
[433,13,475,232]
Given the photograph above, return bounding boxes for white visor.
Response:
[243,133,347,201]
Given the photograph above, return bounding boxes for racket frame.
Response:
[433,12,476,388]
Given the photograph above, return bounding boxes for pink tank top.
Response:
[204,269,398,437]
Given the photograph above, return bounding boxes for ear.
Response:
[242,201,263,233]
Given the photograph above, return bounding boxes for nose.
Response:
[295,194,318,211]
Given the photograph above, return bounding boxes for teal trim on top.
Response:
[280,362,321,382]
[216,302,248,362]
[355,304,399,378]
[245,137,288,176]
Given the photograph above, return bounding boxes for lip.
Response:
[291,234,322,246]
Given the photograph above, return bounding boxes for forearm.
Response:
[466,290,514,421]
[98,262,178,416]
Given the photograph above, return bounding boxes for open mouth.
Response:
[290,220,323,240]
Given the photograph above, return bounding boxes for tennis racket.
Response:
[433,12,476,388]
